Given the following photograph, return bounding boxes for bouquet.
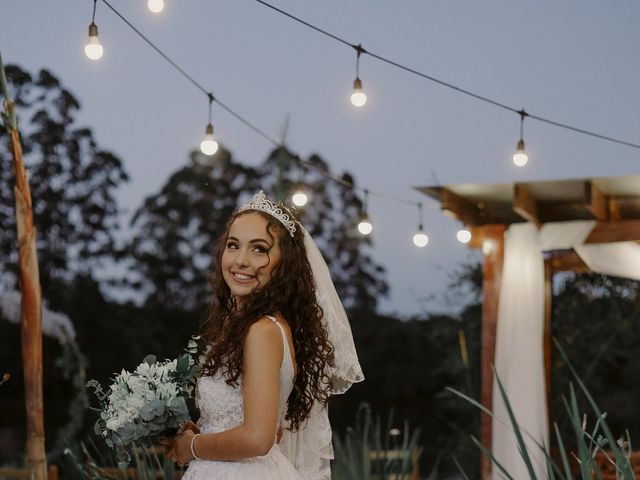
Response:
[87,337,204,467]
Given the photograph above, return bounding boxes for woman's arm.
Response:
[170,317,283,463]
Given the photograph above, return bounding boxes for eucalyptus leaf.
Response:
[143,354,157,365]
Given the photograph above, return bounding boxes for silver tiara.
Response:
[237,190,297,237]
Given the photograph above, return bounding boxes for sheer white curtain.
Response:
[492,220,640,479]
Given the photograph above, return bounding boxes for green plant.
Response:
[448,339,636,479]
[332,403,424,480]
[63,440,180,480]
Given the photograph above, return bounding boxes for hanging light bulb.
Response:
[413,229,429,247]
[84,2,103,60]
[512,110,529,167]
[291,188,309,207]
[513,140,528,167]
[349,44,367,108]
[84,23,104,60]
[357,189,373,235]
[148,0,165,13]
[358,215,373,235]
[413,203,429,247]
[351,77,367,107]
[200,93,219,155]
[457,227,472,244]
[200,123,218,155]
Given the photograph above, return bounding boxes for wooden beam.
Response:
[547,250,591,273]
[607,197,623,222]
[440,188,483,226]
[513,183,541,226]
[584,182,609,221]
[585,219,640,243]
[480,224,505,480]
[468,224,510,249]
[543,260,553,444]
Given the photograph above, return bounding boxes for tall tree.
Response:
[259,146,388,311]
[0,65,129,296]
[128,148,259,311]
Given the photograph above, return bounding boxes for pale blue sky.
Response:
[2,0,639,316]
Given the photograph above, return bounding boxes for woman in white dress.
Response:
[167,191,363,479]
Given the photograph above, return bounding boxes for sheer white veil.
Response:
[279,228,364,480]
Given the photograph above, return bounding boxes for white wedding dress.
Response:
[181,316,302,479]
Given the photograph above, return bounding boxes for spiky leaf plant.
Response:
[447,340,636,479]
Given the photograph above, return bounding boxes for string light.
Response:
[412,202,429,248]
[512,110,529,167]
[80,0,493,247]
[253,0,640,152]
[292,190,308,207]
[357,190,373,235]
[148,0,165,13]
[291,180,309,206]
[350,44,367,108]
[457,227,472,244]
[84,0,104,61]
[200,93,219,156]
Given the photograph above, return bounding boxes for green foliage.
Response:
[62,441,180,480]
[332,307,482,478]
[551,273,640,448]
[332,403,422,480]
[447,340,637,480]
[0,64,129,294]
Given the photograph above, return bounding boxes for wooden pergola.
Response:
[417,174,640,479]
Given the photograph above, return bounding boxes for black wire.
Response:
[101,0,209,95]
[527,112,640,149]
[97,0,430,207]
[254,0,353,48]
[99,0,278,146]
[252,0,640,150]
[215,99,279,146]
[91,0,97,23]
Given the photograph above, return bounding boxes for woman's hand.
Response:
[180,421,200,435]
[166,430,197,467]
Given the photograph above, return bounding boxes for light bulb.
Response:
[200,124,218,155]
[148,0,164,13]
[84,23,103,60]
[413,231,429,248]
[350,77,367,107]
[457,228,472,244]
[513,139,528,167]
[357,218,373,235]
[292,191,308,207]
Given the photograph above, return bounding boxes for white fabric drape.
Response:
[492,220,640,479]
[492,223,549,480]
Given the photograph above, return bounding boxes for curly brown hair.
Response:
[202,207,335,431]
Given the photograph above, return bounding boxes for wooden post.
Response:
[1,52,47,480]
[480,225,505,480]
[544,259,553,435]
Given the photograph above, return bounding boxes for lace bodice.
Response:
[196,316,295,435]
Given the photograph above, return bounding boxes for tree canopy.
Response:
[0,64,128,297]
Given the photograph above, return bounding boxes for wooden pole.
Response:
[1,52,47,480]
[543,259,553,436]
[479,225,505,480]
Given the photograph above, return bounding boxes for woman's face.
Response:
[221,212,282,305]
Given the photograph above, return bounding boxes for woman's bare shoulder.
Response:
[245,316,282,343]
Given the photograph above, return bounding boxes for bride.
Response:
[167,191,363,479]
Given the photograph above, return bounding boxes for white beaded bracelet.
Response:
[190,433,201,460]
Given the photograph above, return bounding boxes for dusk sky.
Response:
[2,1,639,316]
